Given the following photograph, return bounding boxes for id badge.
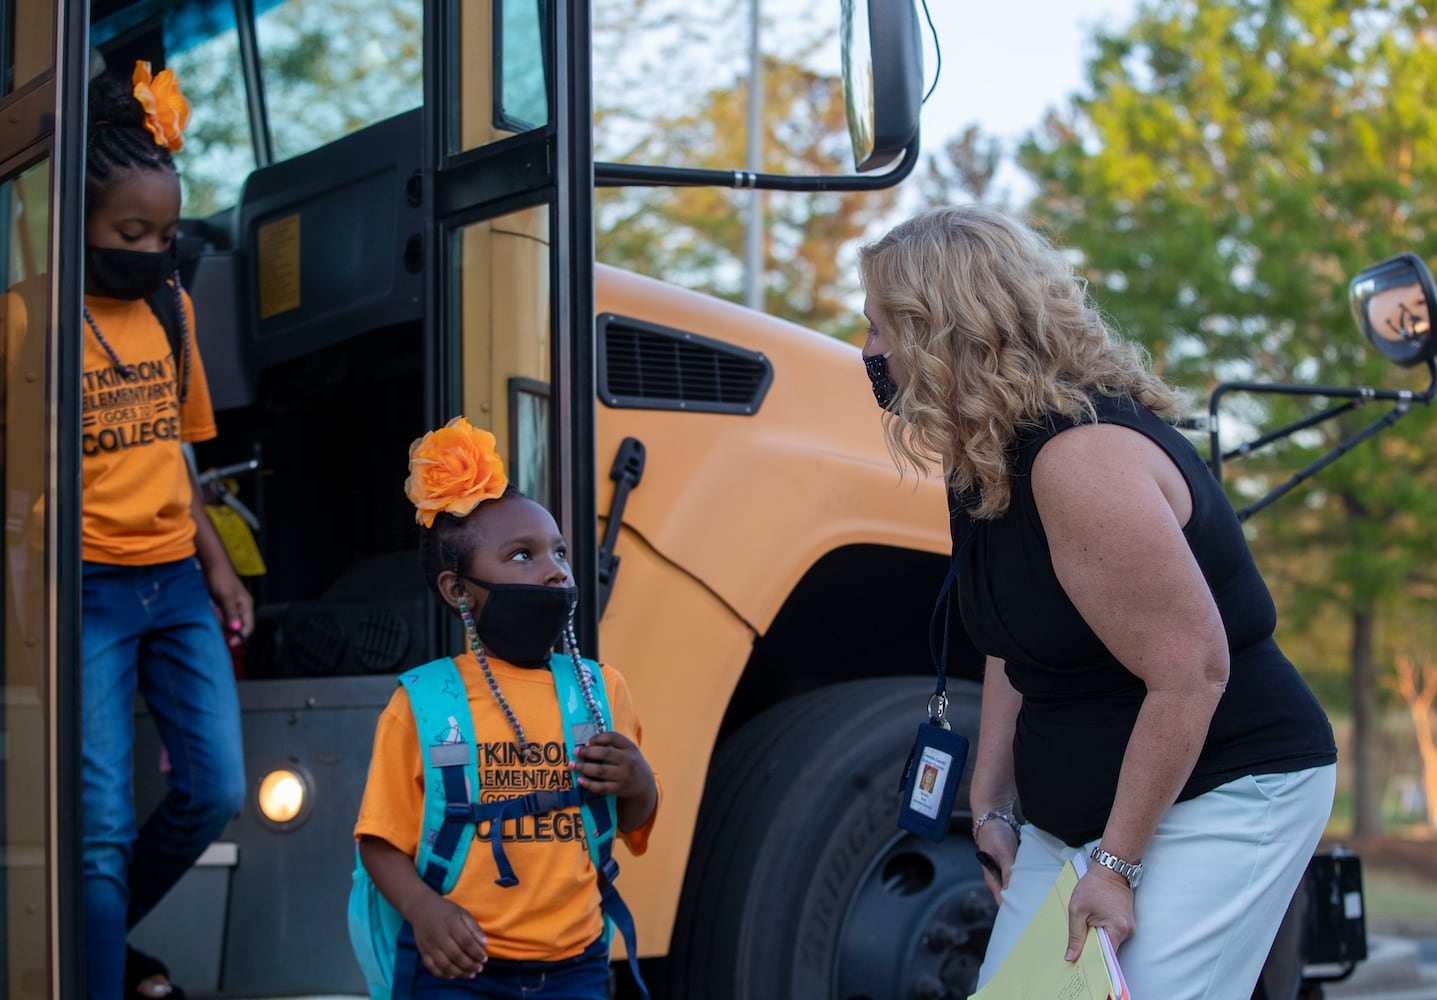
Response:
[896,722,969,841]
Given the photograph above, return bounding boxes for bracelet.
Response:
[972,808,1021,840]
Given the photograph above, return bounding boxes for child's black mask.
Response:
[86,244,176,300]
[460,574,578,666]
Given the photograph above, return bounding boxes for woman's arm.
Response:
[1032,422,1229,954]
[970,654,1022,900]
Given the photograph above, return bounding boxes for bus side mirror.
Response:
[841,0,922,173]
[1349,252,1437,368]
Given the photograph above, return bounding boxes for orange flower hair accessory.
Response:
[132,60,190,152]
[405,416,509,528]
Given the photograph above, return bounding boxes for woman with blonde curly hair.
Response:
[858,205,1336,999]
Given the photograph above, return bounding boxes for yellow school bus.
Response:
[2,1,1383,996]
[1,1,1002,997]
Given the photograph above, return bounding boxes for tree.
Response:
[1390,653,1437,828]
[919,125,1005,207]
[1018,0,1437,835]
[169,0,423,217]
[592,1,894,339]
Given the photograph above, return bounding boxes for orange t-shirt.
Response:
[354,653,660,962]
[81,290,217,565]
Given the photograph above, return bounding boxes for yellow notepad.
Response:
[969,856,1129,1000]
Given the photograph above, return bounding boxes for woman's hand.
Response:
[408,892,489,979]
[1065,865,1136,961]
[571,730,657,831]
[974,818,1019,904]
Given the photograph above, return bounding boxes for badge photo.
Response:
[897,721,969,841]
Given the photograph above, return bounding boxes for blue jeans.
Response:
[411,937,611,998]
[82,559,245,1000]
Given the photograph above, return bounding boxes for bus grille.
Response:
[598,313,772,415]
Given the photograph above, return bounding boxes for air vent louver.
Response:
[599,313,772,415]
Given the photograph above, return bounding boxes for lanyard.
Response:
[926,525,973,730]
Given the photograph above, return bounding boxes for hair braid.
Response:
[418,483,524,614]
[85,71,177,217]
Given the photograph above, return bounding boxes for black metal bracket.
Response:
[596,437,646,617]
[1205,359,1437,521]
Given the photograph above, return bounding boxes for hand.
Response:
[204,561,254,638]
[1065,865,1136,961]
[570,730,657,830]
[408,892,489,979]
[974,818,1019,904]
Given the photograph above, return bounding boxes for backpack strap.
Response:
[388,657,480,1000]
[552,654,648,1000]
[144,279,184,368]
[402,657,479,895]
[549,654,619,876]
[143,277,191,404]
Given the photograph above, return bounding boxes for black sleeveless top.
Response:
[947,393,1336,846]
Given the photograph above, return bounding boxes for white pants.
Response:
[976,765,1336,1000]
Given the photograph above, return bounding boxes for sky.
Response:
[914,0,1144,201]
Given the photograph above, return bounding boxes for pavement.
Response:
[1323,936,1437,1000]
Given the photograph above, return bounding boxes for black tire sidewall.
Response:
[666,677,982,1000]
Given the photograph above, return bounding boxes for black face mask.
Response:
[461,574,579,666]
[863,351,900,411]
[86,244,176,300]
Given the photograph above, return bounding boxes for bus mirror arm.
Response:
[596,437,647,617]
[1205,358,1437,521]
[593,135,920,194]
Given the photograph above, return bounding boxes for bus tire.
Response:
[660,677,990,1000]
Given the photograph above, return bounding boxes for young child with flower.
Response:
[78,61,250,1000]
[353,417,659,999]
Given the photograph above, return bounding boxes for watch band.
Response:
[1089,846,1144,890]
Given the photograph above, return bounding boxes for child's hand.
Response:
[571,730,658,831]
[409,893,489,979]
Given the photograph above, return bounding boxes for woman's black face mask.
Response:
[460,573,579,666]
[86,244,177,300]
[863,351,900,411]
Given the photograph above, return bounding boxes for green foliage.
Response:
[1020,0,1437,624]
[1018,0,1437,831]
[592,0,894,338]
[169,0,422,217]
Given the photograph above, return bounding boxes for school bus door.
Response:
[424,0,600,649]
[0,0,88,996]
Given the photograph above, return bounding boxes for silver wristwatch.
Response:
[1089,846,1144,890]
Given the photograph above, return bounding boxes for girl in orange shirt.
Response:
[80,61,251,1000]
[355,418,658,999]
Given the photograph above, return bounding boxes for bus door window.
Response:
[2,0,51,96]
[456,206,552,508]
[254,0,421,162]
[1,156,51,999]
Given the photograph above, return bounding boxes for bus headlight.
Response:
[256,767,312,829]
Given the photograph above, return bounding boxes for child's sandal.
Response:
[124,946,188,1000]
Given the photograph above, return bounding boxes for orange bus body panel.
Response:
[593,265,950,952]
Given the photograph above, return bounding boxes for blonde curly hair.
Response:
[858,204,1185,519]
